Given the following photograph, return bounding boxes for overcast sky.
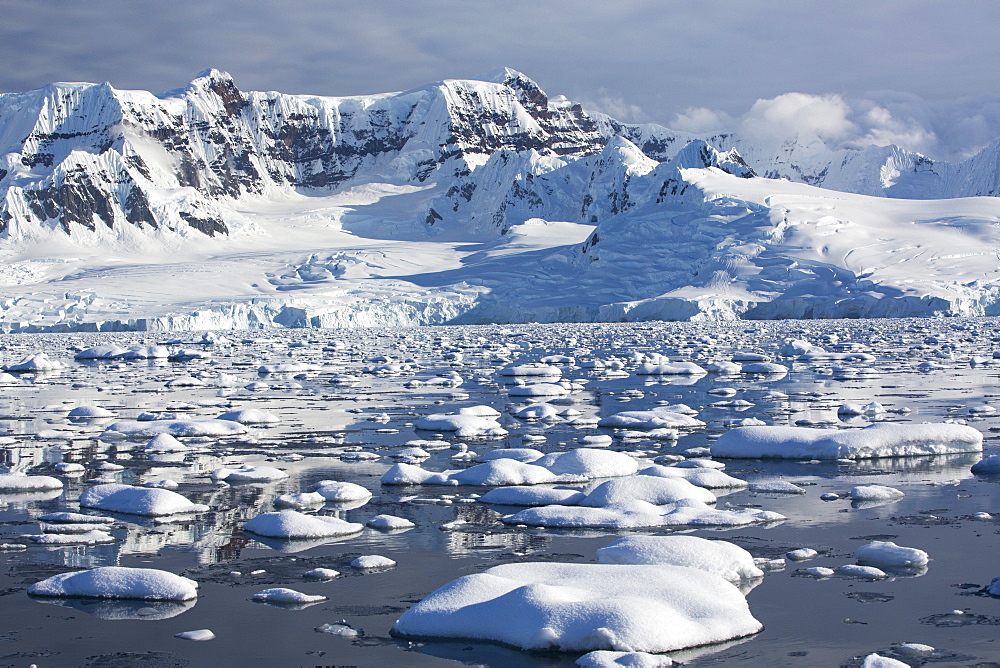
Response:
[4,0,1000,160]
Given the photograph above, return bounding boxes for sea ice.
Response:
[252,588,326,604]
[391,562,762,652]
[28,566,198,600]
[212,465,289,483]
[855,541,929,568]
[80,484,209,516]
[595,535,763,581]
[711,423,982,459]
[351,555,396,569]
[243,510,363,539]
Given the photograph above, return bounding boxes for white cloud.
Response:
[670,107,733,134]
[739,92,859,145]
[577,88,645,123]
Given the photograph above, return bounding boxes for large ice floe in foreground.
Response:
[28,566,198,601]
[391,562,762,652]
[711,422,983,459]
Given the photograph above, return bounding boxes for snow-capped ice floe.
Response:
[367,515,415,530]
[635,362,706,375]
[479,486,587,506]
[102,419,248,439]
[28,566,198,601]
[855,541,928,569]
[575,650,674,667]
[971,454,1000,474]
[6,353,65,372]
[243,510,363,540]
[382,449,636,487]
[351,555,396,569]
[274,492,326,509]
[849,484,905,502]
[598,406,705,430]
[499,364,562,377]
[80,484,209,516]
[414,409,507,437]
[143,433,189,453]
[216,408,280,424]
[312,480,372,503]
[637,465,748,489]
[252,588,326,605]
[596,535,763,582]
[0,474,63,491]
[175,629,215,641]
[39,512,114,524]
[711,423,983,460]
[21,530,116,545]
[390,562,762,652]
[502,496,783,530]
[211,465,288,483]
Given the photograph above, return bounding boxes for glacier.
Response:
[3,68,1000,330]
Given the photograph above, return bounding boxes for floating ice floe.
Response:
[6,353,65,372]
[855,541,928,568]
[635,362,706,375]
[598,406,705,430]
[849,484,905,502]
[637,465,748,489]
[28,566,198,601]
[67,406,114,419]
[414,407,507,437]
[102,419,248,439]
[971,454,1000,474]
[212,465,289,483]
[252,588,326,604]
[499,364,562,377]
[711,423,982,460]
[382,449,636,487]
[312,480,372,502]
[860,654,908,668]
[274,492,326,509]
[749,481,806,494]
[479,486,587,506]
[216,409,281,424]
[21,530,115,545]
[575,650,674,667]
[391,562,762,652]
[39,512,114,524]
[175,629,215,641]
[367,515,415,530]
[0,474,63,491]
[80,484,209,516]
[351,555,396,569]
[304,568,340,580]
[143,434,189,453]
[595,535,763,582]
[243,510,363,539]
[502,478,783,530]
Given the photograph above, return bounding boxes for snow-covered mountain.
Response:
[2,68,1000,330]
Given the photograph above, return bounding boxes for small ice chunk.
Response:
[786,548,818,561]
[367,515,415,530]
[835,564,887,579]
[252,588,326,604]
[304,568,340,580]
[175,629,215,641]
[351,555,396,570]
[849,485,904,502]
[861,654,909,668]
[855,541,929,568]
